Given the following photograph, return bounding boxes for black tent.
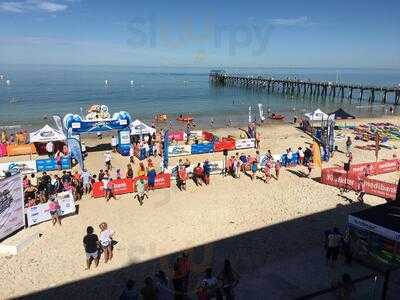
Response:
[330,108,355,120]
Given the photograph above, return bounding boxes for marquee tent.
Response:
[304,109,329,121]
[130,120,156,136]
[29,125,66,143]
[329,108,355,120]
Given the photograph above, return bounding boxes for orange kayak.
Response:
[176,115,193,122]
[269,113,285,120]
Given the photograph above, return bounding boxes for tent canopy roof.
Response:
[329,108,355,120]
[130,120,156,135]
[29,124,66,143]
[304,109,329,121]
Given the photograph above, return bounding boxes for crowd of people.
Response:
[118,257,240,300]
[1,129,29,145]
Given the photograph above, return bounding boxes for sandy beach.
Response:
[0,116,399,299]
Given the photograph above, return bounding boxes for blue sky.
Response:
[0,0,399,68]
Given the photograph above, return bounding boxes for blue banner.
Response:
[163,130,169,169]
[36,157,71,172]
[67,137,84,171]
[191,143,214,154]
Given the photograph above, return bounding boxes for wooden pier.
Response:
[209,71,400,105]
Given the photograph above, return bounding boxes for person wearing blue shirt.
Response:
[203,160,211,185]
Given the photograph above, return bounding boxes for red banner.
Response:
[168,131,186,141]
[202,131,214,142]
[92,178,134,198]
[321,159,399,201]
[214,138,236,152]
[132,173,171,191]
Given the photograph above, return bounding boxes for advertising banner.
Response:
[133,173,171,191]
[119,130,131,145]
[91,178,134,198]
[349,215,400,242]
[168,131,186,141]
[0,174,24,240]
[36,157,71,172]
[191,143,214,155]
[214,138,236,152]
[235,138,255,150]
[0,160,37,177]
[6,144,36,156]
[168,144,191,157]
[26,191,75,227]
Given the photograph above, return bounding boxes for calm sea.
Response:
[0,65,399,129]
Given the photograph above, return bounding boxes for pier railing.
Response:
[209,73,400,105]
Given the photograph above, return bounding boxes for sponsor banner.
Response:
[133,173,171,191]
[208,161,223,175]
[363,179,397,200]
[6,144,36,156]
[349,215,400,242]
[168,144,191,157]
[0,174,24,240]
[214,138,236,152]
[189,130,203,138]
[92,178,134,198]
[26,191,75,227]
[168,131,186,142]
[36,157,71,172]
[119,130,131,145]
[191,143,214,155]
[235,138,255,149]
[0,160,37,177]
[202,131,215,142]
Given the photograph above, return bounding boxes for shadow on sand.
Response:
[15,202,372,300]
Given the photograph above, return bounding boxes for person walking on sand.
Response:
[49,196,62,226]
[203,160,211,185]
[111,135,117,152]
[106,178,117,202]
[104,151,112,171]
[135,178,148,206]
[345,137,352,156]
[326,227,342,267]
[83,226,100,270]
[99,222,115,263]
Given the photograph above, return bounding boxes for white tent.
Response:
[304,109,329,121]
[130,120,156,136]
[29,124,66,143]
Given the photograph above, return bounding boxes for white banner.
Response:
[168,144,191,157]
[349,215,400,242]
[0,174,25,240]
[26,191,75,227]
[235,138,255,149]
[0,161,37,177]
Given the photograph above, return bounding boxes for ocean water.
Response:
[0,65,399,130]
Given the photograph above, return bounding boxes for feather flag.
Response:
[312,142,322,169]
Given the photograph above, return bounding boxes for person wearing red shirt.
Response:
[193,163,204,186]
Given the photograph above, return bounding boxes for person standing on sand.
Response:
[255,131,261,149]
[203,160,211,185]
[141,277,159,300]
[218,259,240,300]
[111,135,117,152]
[83,226,100,270]
[46,141,54,158]
[251,161,258,181]
[99,222,114,263]
[263,162,271,183]
[126,164,134,179]
[326,227,342,267]
[275,160,281,180]
[307,160,314,177]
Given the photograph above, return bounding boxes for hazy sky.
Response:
[0,0,399,68]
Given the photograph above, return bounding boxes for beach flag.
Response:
[248,106,252,123]
[312,142,322,169]
[163,130,169,169]
[258,103,265,122]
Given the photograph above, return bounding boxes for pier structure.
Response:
[209,71,400,105]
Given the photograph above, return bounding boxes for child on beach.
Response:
[48,197,61,226]
[106,178,116,202]
[135,178,148,205]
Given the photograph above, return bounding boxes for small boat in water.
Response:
[269,113,285,120]
[176,115,193,122]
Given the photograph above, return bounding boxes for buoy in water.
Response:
[104,80,108,86]
[130,80,134,86]
[0,75,4,80]
[6,79,10,86]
